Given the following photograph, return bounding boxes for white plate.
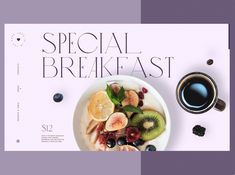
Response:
[73,75,171,151]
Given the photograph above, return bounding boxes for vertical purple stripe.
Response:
[141,0,234,175]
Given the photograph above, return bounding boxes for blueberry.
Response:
[53,93,63,102]
[117,136,127,146]
[193,125,206,136]
[133,139,145,146]
[145,145,156,151]
[106,138,116,148]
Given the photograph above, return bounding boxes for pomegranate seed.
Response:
[138,91,144,99]
[98,134,107,144]
[107,132,117,140]
[138,100,143,107]
[142,87,148,93]
[96,122,105,133]
[126,127,141,142]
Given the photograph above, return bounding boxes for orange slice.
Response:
[88,91,115,121]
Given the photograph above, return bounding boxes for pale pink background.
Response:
[5,24,230,151]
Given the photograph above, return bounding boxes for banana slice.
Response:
[86,120,99,134]
[90,129,99,144]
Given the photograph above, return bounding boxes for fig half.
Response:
[110,83,121,94]
[105,112,128,131]
[121,90,139,117]
[122,90,139,107]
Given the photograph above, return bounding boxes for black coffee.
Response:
[180,77,214,111]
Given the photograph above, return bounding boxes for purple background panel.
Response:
[0,0,140,23]
[141,0,234,175]
[0,0,141,175]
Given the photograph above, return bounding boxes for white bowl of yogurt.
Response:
[73,75,171,151]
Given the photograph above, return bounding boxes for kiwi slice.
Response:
[130,110,166,141]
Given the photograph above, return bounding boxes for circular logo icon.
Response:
[11,32,26,47]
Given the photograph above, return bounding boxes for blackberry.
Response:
[193,125,206,136]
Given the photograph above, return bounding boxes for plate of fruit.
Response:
[73,75,171,151]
